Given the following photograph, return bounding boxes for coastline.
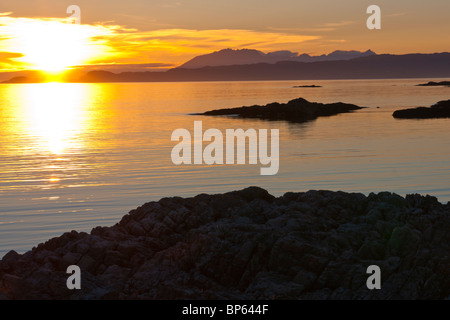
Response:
[1,187,449,300]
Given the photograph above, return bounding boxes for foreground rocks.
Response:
[198,98,363,123]
[393,100,450,119]
[0,187,449,300]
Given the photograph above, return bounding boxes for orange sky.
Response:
[0,0,449,73]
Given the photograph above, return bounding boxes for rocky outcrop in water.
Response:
[393,100,450,119]
[416,81,450,87]
[199,98,363,123]
[1,187,449,300]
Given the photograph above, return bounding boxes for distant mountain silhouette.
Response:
[1,71,46,83]
[179,48,376,68]
[76,53,450,83]
[2,52,450,83]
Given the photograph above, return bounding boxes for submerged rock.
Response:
[0,187,449,300]
[197,98,363,123]
[393,100,450,119]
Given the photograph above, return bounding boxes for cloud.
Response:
[0,51,24,68]
[0,13,115,71]
[321,21,355,28]
[266,23,353,34]
[79,62,175,68]
[0,51,23,61]
[92,28,320,66]
[73,62,175,72]
[387,12,408,18]
[0,12,320,70]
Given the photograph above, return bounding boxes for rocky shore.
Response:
[393,100,450,119]
[198,98,363,123]
[1,187,449,300]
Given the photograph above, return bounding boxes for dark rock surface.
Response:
[198,98,363,123]
[417,81,450,87]
[293,85,322,88]
[1,187,449,300]
[393,100,450,119]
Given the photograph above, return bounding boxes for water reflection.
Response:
[21,83,91,155]
[0,83,99,192]
[1,79,450,258]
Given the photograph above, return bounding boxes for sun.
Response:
[2,17,107,73]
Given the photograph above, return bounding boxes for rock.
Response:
[126,220,146,237]
[387,226,421,258]
[393,100,450,119]
[61,252,82,267]
[2,250,20,264]
[198,98,364,123]
[0,251,20,271]
[357,239,387,260]
[416,81,450,87]
[77,255,97,274]
[0,187,449,299]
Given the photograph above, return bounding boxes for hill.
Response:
[179,48,376,69]
[78,53,450,82]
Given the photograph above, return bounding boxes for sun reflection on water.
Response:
[0,82,102,192]
[21,83,90,155]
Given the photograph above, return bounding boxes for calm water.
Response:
[1,79,449,258]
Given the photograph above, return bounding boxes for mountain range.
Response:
[179,48,377,68]
[2,50,450,83]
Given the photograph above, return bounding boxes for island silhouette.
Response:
[2,50,450,83]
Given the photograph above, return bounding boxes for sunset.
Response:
[0,0,449,75]
[0,0,449,306]
[0,15,107,72]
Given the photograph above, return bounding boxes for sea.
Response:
[0,78,449,258]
